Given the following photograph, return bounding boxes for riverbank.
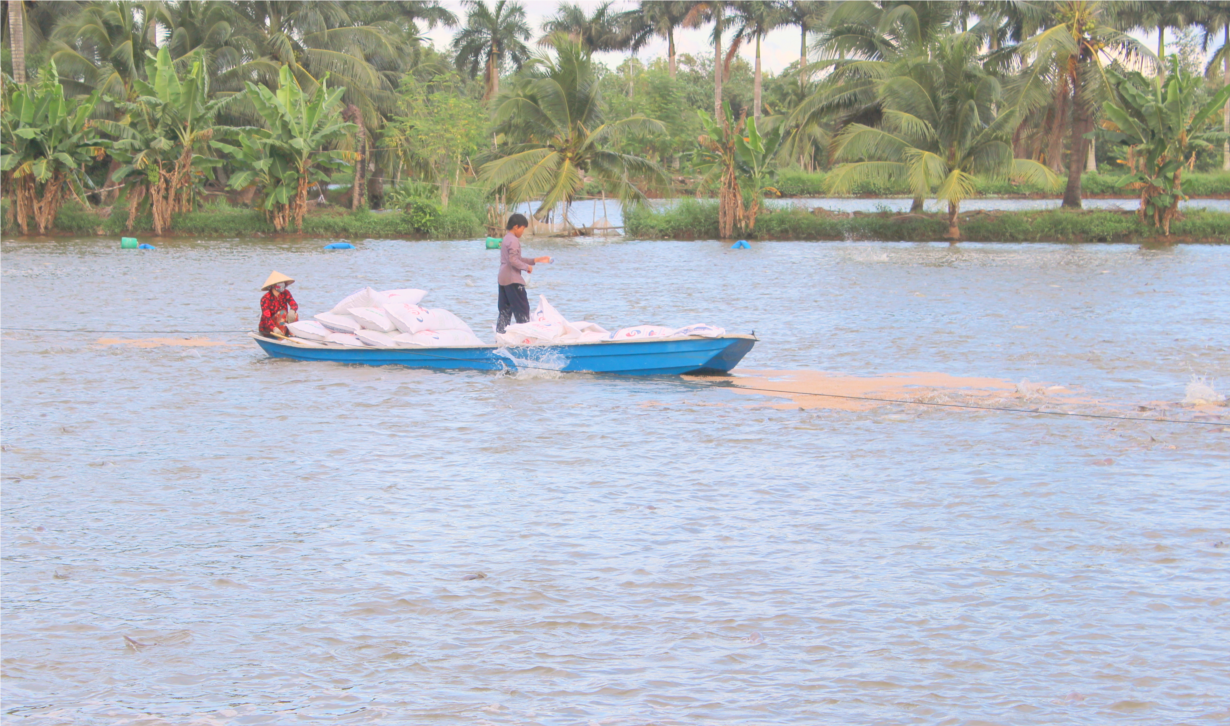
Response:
[5,198,1229,244]
[625,201,1230,244]
[771,170,1230,198]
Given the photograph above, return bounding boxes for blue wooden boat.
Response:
[250,332,755,376]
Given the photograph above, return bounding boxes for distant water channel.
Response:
[519,197,1230,230]
[2,237,1227,724]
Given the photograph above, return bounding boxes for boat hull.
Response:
[251,333,755,376]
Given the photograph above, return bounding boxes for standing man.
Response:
[258,271,299,336]
[496,213,551,333]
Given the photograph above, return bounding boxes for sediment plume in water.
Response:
[95,337,235,348]
[709,369,1083,412]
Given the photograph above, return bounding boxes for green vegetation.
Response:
[4,0,1229,242]
[625,200,1230,243]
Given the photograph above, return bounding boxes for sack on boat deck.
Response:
[287,320,332,341]
[356,329,399,347]
[325,332,365,346]
[384,302,429,334]
[612,325,676,340]
[329,287,380,315]
[350,306,397,332]
[387,307,475,335]
[394,330,484,347]
[670,324,726,338]
[314,312,363,334]
[378,288,427,306]
[496,321,568,347]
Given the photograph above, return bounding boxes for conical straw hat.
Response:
[261,270,294,291]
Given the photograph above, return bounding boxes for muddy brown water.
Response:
[2,237,1227,724]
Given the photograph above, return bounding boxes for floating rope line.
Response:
[3,326,1224,426]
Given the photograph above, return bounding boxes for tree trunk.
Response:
[714,7,723,118]
[910,197,923,213]
[1062,72,1088,209]
[753,35,762,121]
[800,26,807,81]
[1224,27,1229,171]
[946,200,960,240]
[1158,23,1164,60]
[8,0,24,84]
[668,28,676,79]
[1086,136,1096,173]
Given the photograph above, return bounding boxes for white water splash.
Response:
[1183,376,1226,405]
[493,346,568,380]
[1016,379,1044,401]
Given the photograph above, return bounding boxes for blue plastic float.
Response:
[324,242,354,250]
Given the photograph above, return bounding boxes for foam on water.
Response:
[1183,375,1226,405]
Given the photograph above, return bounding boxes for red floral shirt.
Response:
[259,289,298,335]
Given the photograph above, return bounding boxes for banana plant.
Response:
[0,61,105,234]
[215,65,357,232]
[1098,61,1230,235]
[95,47,233,234]
[696,102,783,237]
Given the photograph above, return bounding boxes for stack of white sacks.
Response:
[494,295,725,347]
[285,287,486,348]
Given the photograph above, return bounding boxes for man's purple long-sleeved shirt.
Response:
[498,231,533,286]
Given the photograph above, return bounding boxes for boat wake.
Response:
[492,346,569,380]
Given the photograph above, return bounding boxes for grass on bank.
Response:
[624,198,1230,243]
[2,188,489,239]
[772,170,1230,198]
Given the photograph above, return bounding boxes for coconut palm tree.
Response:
[778,0,828,79]
[539,1,622,52]
[727,0,783,120]
[479,38,666,222]
[451,0,531,101]
[1005,0,1153,208]
[683,0,731,118]
[826,34,1059,239]
[47,0,175,101]
[5,0,26,82]
[1112,0,1202,58]
[619,0,689,78]
[1197,1,1230,169]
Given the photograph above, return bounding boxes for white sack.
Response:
[325,332,365,347]
[350,306,397,332]
[388,307,475,334]
[329,287,380,315]
[612,325,676,340]
[379,288,427,306]
[533,296,568,326]
[314,312,363,334]
[576,330,613,343]
[496,321,567,347]
[394,330,484,347]
[384,302,429,333]
[671,324,726,338]
[286,320,332,341]
[356,329,399,347]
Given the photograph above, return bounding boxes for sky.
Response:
[423,0,819,75]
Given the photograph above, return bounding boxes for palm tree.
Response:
[619,0,689,78]
[826,34,1059,239]
[479,38,666,223]
[1113,0,1201,58]
[778,0,828,79]
[814,0,956,61]
[451,0,531,101]
[48,0,174,101]
[5,0,26,82]
[539,1,622,52]
[727,1,783,120]
[1198,1,1230,169]
[1006,0,1153,208]
[683,0,730,119]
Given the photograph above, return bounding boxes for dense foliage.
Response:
[2,0,1229,239]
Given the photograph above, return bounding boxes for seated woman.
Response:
[258,271,299,336]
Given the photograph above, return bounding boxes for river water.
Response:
[2,236,1228,725]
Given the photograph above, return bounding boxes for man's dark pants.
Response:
[497,284,530,333]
